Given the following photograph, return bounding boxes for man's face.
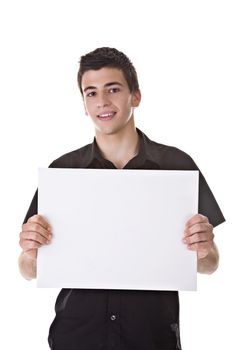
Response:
[81,67,141,136]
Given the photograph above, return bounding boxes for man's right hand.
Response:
[19,214,52,261]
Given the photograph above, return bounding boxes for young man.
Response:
[19,47,225,350]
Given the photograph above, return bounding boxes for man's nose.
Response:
[97,93,110,108]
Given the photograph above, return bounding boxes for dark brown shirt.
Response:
[23,128,225,350]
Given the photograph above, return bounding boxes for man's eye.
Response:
[86,91,96,97]
[109,88,120,93]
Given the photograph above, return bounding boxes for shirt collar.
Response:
[86,128,160,169]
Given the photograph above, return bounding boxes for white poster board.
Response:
[38,169,198,290]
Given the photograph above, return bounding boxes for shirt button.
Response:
[110,315,117,321]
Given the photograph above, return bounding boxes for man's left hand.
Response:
[183,214,214,259]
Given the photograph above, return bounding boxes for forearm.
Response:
[197,242,219,274]
[18,251,37,280]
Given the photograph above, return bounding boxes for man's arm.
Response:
[18,215,52,280]
[183,214,219,274]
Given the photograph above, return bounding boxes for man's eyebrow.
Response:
[83,86,96,93]
[104,82,124,88]
[83,82,123,93]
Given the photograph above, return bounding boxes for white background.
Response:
[0,0,232,349]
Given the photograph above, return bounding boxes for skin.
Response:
[18,67,219,279]
[82,67,141,169]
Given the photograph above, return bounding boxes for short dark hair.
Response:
[77,47,139,95]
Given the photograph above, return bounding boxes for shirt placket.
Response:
[106,290,122,348]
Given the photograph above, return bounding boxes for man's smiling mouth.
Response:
[97,112,117,120]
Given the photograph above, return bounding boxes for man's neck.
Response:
[95,122,140,169]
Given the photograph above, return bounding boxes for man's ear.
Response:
[132,89,141,107]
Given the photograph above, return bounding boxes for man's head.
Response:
[77,47,139,95]
[78,47,141,137]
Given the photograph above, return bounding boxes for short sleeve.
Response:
[22,161,59,224]
[198,170,225,227]
[23,189,38,224]
[162,147,225,228]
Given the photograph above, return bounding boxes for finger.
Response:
[185,214,209,229]
[184,222,213,237]
[27,214,51,231]
[187,241,214,259]
[19,239,42,251]
[183,231,214,245]
[20,231,51,245]
[22,222,52,240]
[187,240,213,252]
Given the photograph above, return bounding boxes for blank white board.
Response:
[38,169,198,290]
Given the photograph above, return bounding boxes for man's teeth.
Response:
[98,113,115,117]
